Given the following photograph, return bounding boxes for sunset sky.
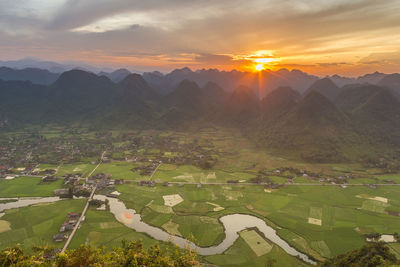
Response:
[1,0,400,76]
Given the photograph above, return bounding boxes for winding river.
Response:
[0,196,315,264]
[0,197,60,212]
[94,195,316,264]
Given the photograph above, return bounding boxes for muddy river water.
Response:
[0,196,315,264]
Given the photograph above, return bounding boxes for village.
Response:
[0,131,218,179]
[1,130,393,194]
[1,128,400,267]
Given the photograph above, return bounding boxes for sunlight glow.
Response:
[254,64,265,71]
[254,57,276,63]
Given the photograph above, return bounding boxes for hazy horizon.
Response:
[0,56,397,78]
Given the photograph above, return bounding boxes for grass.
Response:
[92,162,144,180]
[0,199,86,251]
[36,163,59,171]
[205,234,309,267]
[311,240,331,258]
[57,163,96,177]
[152,164,255,183]
[309,207,323,220]
[0,177,63,197]
[69,207,158,250]
[3,128,400,266]
[116,182,400,260]
[148,203,174,214]
[162,220,181,236]
[172,215,225,247]
[0,220,11,233]
[361,199,389,213]
[239,229,272,256]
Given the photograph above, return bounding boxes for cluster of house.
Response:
[363,157,400,172]
[138,180,156,187]
[131,161,160,176]
[42,175,58,182]
[1,164,58,177]
[53,212,81,242]
[0,131,112,173]
[255,167,357,185]
[51,174,85,197]
[0,164,11,178]
[0,146,13,172]
[63,174,81,185]
[87,173,123,190]
[53,172,124,198]
[53,188,72,198]
[110,134,219,169]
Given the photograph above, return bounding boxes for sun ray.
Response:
[255,64,265,71]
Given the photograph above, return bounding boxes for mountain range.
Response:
[0,66,400,163]
[1,59,395,96]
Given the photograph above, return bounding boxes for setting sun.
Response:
[254,64,265,71]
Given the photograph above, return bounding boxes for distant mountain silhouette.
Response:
[259,91,356,162]
[0,67,59,85]
[335,84,383,112]
[143,67,319,96]
[304,78,341,100]
[0,58,69,73]
[260,86,300,121]
[99,68,132,82]
[223,85,260,125]
[378,73,400,98]
[117,73,159,101]
[328,75,356,87]
[358,71,388,85]
[164,80,203,110]
[336,84,400,147]
[0,58,115,73]
[164,80,226,116]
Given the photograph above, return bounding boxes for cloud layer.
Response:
[0,0,400,75]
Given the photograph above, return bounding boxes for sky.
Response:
[0,0,400,76]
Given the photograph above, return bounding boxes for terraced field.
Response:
[2,129,400,266]
[114,182,400,265]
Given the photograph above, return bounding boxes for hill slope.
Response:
[1,69,400,163]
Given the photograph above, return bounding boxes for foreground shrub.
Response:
[0,240,199,267]
[321,242,398,267]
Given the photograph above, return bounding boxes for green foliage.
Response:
[0,240,199,267]
[320,242,399,267]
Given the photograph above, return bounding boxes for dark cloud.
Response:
[359,51,400,65]
[274,63,316,68]
[317,62,351,67]
[47,0,234,30]
[0,0,400,74]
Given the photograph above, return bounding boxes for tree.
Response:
[0,240,199,267]
[321,242,398,267]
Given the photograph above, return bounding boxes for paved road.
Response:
[60,151,105,253]
[61,185,96,253]
[149,163,162,181]
[146,180,400,187]
[86,151,106,181]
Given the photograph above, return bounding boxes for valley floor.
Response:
[1,127,400,266]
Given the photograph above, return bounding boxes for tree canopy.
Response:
[0,240,199,267]
[321,242,399,267]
